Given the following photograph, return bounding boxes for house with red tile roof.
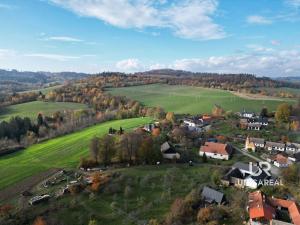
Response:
[248,191,300,225]
[199,142,233,160]
[268,154,290,168]
[248,191,276,224]
[269,198,300,225]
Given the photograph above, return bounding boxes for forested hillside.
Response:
[136,69,300,90]
[0,69,90,94]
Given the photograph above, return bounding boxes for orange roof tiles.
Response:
[248,191,300,225]
[248,191,275,220]
[271,154,288,165]
[200,142,230,155]
[270,198,300,225]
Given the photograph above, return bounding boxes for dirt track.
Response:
[0,168,60,203]
[231,91,290,101]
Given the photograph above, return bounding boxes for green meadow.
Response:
[0,101,88,121]
[108,84,295,114]
[19,85,63,94]
[0,117,151,191]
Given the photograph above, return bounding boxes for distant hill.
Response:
[0,69,90,84]
[276,76,300,83]
[1,68,299,96]
[135,69,300,89]
[136,69,194,76]
[0,69,90,94]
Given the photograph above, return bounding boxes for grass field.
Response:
[7,164,246,225]
[0,101,88,121]
[20,85,63,94]
[108,84,295,114]
[0,117,151,191]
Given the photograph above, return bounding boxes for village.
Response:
[11,106,299,225]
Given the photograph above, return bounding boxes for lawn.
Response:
[0,117,152,191]
[0,101,88,121]
[108,84,295,114]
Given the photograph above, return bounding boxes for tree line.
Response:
[80,129,164,168]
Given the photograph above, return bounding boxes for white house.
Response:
[241,111,256,118]
[183,118,203,132]
[160,142,180,160]
[250,138,265,148]
[286,143,300,153]
[143,123,155,132]
[199,142,232,160]
[248,117,269,126]
[265,142,285,151]
[269,154,290,168]
[245,137,265,152]
[247,123,262,131]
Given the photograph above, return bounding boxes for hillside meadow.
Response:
[0,101,88,121]
[19,165,240,225]
[0,117,151,191]
[19,84,63,94]
[108,84,295,114]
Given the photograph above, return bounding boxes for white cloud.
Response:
[246,44,274,53]
[247,15,272,25]
[25,53,80,61]
[168,49,300,76]
[0,49,16,58]
[49,0,225,40]
[285,0,300,8]
[111,48,300,76]
[116,58,143,72]
[270,40,280,46]
[149,63,167,70]
[47,36,83,42]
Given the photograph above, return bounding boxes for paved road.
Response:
[234,147,280,176]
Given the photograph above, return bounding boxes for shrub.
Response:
[88,219,97,225]
[124,185,133,198]
[0,204,13,217]
[79,157,97,169]
[103,182,122,194]
[68,184,83,195]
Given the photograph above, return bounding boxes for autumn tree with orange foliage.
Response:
[212,104,224,117]
[164,198,193,225]
[197,207,213,224]
[90,172,110,192]
[0,204,13,217]
[151,127,161,137]
[165,112,175,123]
[290,120,300,131]
[32,216,47,225]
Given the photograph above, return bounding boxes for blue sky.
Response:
[0,0,300,77]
